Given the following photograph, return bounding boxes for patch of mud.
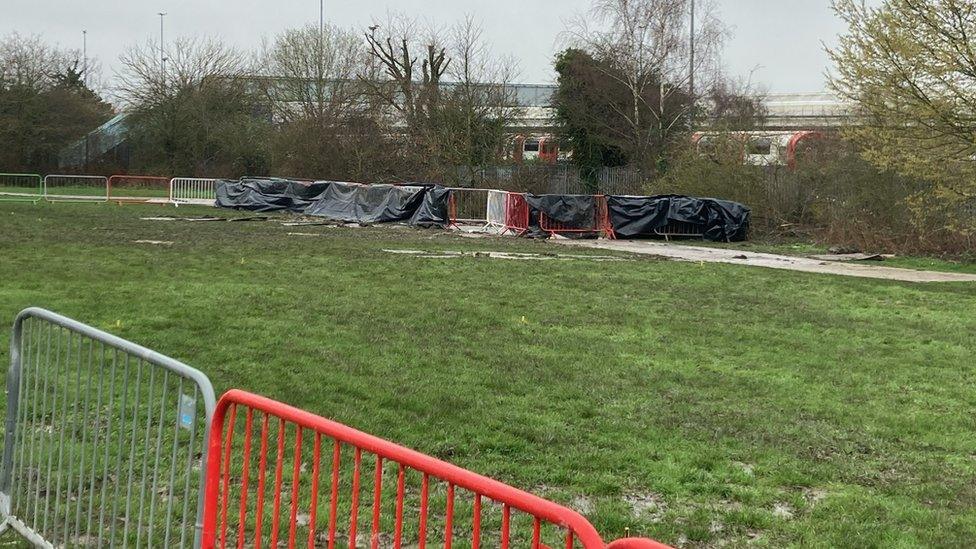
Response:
[383,249,631,262]
[570,495,594,515]
[772,502,795,520]
[802,487,828,508]
[623,491,667,523]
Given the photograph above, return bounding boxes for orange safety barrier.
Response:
[201,390,671,549]
[537,195,614,239]
[107,175,171,203]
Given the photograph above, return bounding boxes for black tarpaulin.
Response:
[525,194,596,227]
[215,178,331,212]
[608,194,750,242]
[524,194,600,238]
[409,185,451,228]
[304,182,429,224]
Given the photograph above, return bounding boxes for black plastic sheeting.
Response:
[608,195,750,242]
[525,194,596,227]
[215,178,331,212]
[304,182,431,224]
[409,185,451,227]
[214,178,748,240]
[524,194,599,239]
[215,178,451,227]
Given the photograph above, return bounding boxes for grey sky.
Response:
[3,0,852,93]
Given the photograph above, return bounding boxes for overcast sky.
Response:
[3,0,854,94]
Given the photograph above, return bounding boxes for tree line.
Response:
[0,0,759,183]
[3,0,976,253]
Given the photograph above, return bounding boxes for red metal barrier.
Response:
[538,195,613,239]
[504,192,530,236]
[107,175,171,203]
[201,390,671,549]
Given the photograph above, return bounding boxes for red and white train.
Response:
[511,130,828,169]
[511,134,561,164]
[692,130,827,169]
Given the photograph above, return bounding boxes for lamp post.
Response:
[82,30,87,86]
[689,0,695,100]
[83,29,89,169]
[317,0,325,118]
[158,12,167,88]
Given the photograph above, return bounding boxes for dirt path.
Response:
[560,239,976,283]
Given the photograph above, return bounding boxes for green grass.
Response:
[2,183,171,200]
[1,202,975,547]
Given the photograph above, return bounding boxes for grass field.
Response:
[0,202,975,547]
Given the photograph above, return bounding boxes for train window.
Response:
[696,137,716,154]
[524,139,540,152]
[747,138,772,155]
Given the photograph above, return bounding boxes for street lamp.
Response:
[689,0,695,100]
[158,12,167,86]
[82,30,87,86]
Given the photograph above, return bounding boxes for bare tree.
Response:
[0,32,77,90]
[115,37,267,175]
[360,14,518,180]
[563,0,727,168]
[361,14,450,131]
[440,16,520,178]
[116,37,250,108]
[706,75,767,131]
[260,24,366,124]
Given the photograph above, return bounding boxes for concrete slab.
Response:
[559,240,976,283]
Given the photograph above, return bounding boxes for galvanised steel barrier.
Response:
[486,190,508,233]
[42,175,109,202]
[0,173,43,202]
[0,308,216,548]
[201,390,671,549]
[170,178,219,206]
[107,175,171,204]
[447,188,492,229]
[653,221,706,241]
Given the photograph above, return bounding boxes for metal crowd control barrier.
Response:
[486,190,508,233]
[201,390,670,549]
[447,188,491,229]
[653,221,706,241]
[1,308,216,548]
[504,192,531,236]
[538,195,613,239]
[42,175,109,202]
[170,177,219,206]
[108,175,171,204]
[0,173,43,202]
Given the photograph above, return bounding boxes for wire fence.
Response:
[454,165,651,195]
